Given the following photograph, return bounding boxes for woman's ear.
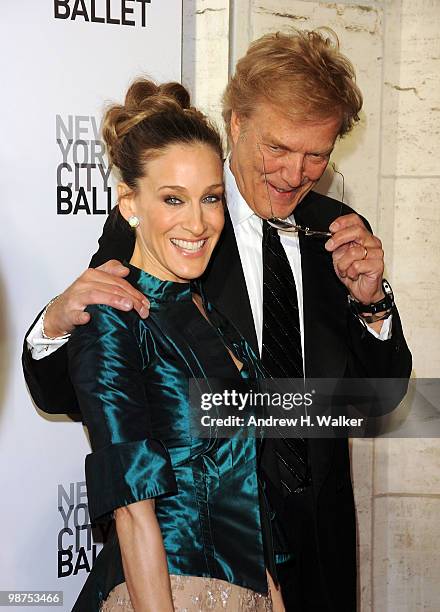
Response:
[117,182,136,221]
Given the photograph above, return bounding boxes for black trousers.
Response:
[275,488,331,612]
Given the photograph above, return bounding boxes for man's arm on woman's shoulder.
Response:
[22,207,143,414]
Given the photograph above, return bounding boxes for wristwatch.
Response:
[348,279,394,315]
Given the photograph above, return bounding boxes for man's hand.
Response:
[325,213,385,304]
[43,260,150,338]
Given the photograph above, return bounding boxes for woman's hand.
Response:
[115,499,174,612]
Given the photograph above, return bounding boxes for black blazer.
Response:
[22,190,412,611]
[201,192,411,610]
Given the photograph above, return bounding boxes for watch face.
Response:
[348,280,394,315]
[383,279,393,296]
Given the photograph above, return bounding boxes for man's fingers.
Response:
[326,225,376,252]
[96,259,130,276]
[329,213,366,233]
[81,269,148,308]
[332,243,384,281]
[330,242,351,265]
[75,286,137,311]
[333,244,384,272]
[344,259,384,282]
[327,215,386,303]
[326,213,382,254]
[335,255,384,281]
[326,232,382,257]
[44,263,150,337]
[95,280,150,317]
[69,283,149,319]
[71,310,91,327]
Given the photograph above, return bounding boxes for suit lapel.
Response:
[202,209,259,354]
[296,194,348,379]
[296,190,372,492]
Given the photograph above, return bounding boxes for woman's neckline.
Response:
[125,262,245,374]
[124,261,198,303]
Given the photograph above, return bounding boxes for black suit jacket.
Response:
[22,190,411,611]
[202,192,411,610]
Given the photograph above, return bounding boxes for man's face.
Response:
[229,102,341,219]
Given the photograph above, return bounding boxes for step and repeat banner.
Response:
[0,2,182,609]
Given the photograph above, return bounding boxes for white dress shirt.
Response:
[27,158,391,360]
[224,158,306,358]
[223,158,391,361]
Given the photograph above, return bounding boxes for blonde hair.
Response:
[222,28,362,140]
[102,78,223,191]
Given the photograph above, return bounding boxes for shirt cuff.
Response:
[365,314,392,340]
[26,312,70,360]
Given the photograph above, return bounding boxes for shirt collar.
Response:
[224,156,256,227]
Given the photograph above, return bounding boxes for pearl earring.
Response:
[128,215,140,228]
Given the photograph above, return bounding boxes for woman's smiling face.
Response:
[119,142,225,282]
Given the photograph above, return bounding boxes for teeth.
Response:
[171,238,206,251]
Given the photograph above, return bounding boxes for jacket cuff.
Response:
[85,439,177,522]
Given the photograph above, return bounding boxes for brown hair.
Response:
[102,78,223,191]
[222,28,363,140]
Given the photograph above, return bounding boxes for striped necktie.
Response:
[260,220,310,500]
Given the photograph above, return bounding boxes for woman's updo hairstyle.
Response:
[102,78,223,191]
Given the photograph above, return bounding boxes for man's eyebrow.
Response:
[309,146,334,156]
[273,142,334,156]
[260,135,334,156]
[261,136,288,149]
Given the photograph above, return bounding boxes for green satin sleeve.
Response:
[68,304,177,522]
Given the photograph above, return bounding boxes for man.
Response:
[23,30,411,611]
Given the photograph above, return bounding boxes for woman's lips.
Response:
[170,238,209,257]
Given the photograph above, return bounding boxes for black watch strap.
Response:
[348,279,394,315]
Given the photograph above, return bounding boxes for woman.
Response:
[68,79,284,611]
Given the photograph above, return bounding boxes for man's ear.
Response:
[230,111,243,146]
[117,182,136,221]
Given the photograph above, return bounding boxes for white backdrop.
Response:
[0,2,182,609]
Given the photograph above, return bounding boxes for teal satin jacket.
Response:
[68,265,269,610]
